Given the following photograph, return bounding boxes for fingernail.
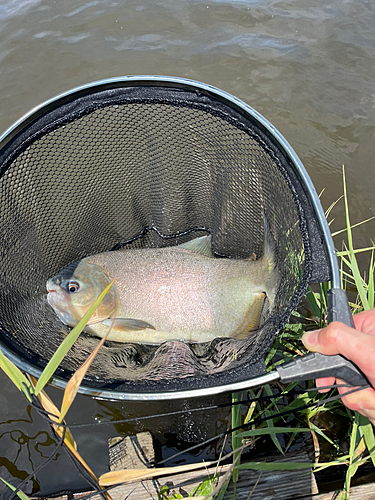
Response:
[302,330,319,348]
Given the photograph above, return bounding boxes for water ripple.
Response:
[0,0,42,21]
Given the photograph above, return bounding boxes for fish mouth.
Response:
[46,280,65,308]
[46,289,61,307]
[46,279,60,293]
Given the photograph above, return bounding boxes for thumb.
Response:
[302,322,375,388]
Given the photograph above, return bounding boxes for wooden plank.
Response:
[108,432,155,471]
[37,472,375,499]
[84,450,318,500]
[35,437,375,499]
[298,482,375,499]
[221,451,319,500]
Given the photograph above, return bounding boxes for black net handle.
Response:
[276,288,369,388]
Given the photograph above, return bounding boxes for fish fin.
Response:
[262,212,275,264]
[102,318,156,331]
[177,235,213,257]
[262,212,278,307]
[231,292,266,339]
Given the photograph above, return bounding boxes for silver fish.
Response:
[46,220,277,344]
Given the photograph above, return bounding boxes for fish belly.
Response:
[85,248,268,344]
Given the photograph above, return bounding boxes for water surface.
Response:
[0,0,375,496]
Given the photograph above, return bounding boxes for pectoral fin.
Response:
[102,318,156,331]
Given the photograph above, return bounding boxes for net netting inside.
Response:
[0,82,331,393]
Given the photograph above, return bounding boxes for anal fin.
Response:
[231,292,266,340]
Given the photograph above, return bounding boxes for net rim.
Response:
[0,76,339,400]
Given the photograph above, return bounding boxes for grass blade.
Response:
[331,216,375,237]
[263,385,284,455]
[359,413,375,469]
[325,195,343,218]
[244,388,261,424]
[231,392,242,484]
[339,412,366,500]
[237,461,342,471]
[189,474,217,496]
[342,166,369,310]
[0,478,30,500]
[0,349,32,402]
[240,427,312,438]
[215,478,230,500]
[368,249,374,309]
[29,376,77,451]
[306,287,322,319]
[34,279,115,395]
[59,320,114,423]
[337,246,375,257]
[99,461,217,487]
[29,377,114,500]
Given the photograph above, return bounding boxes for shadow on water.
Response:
[3,374,375,497]
[1,361,375,497]
[0,365,234,497]
[0,368,100,497]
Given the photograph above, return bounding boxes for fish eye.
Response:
[67,281,80,293]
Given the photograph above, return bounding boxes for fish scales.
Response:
[84,247,268,342]
[46,218,277,344]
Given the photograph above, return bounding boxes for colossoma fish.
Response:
[46,217,278,344]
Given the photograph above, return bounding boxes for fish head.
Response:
[46,260,118,327]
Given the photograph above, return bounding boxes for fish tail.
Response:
[262,212,278,308]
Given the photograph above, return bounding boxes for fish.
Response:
[46,217,277,344]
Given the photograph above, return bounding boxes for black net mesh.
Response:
[0,82,331,393]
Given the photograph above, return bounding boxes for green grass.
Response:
[0,479,30,500]
[224,166,375,500]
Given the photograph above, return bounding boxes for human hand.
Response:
[301,308,375,425]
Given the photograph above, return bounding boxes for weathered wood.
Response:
[35,439,375,499]
[108,432,155,471]
[38,480,375,500]
[38,473,375,499]
[299,482,375,499]
[84,450,318,500]
[222,451,319,500]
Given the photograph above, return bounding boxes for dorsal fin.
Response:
[177,235,213,257]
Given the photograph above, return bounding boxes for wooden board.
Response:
[42,482,375,500]
[35,434,375,500]
[108,432,155,471]
[80,450,318,500]
[304,482,375,499]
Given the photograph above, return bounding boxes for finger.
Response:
[337,381,375,413]
[316,377,336,393]
[336,380,375,425]
[352,308,375,334]
[302,322,375,387]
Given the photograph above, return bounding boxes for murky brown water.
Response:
[0,0,375,496]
